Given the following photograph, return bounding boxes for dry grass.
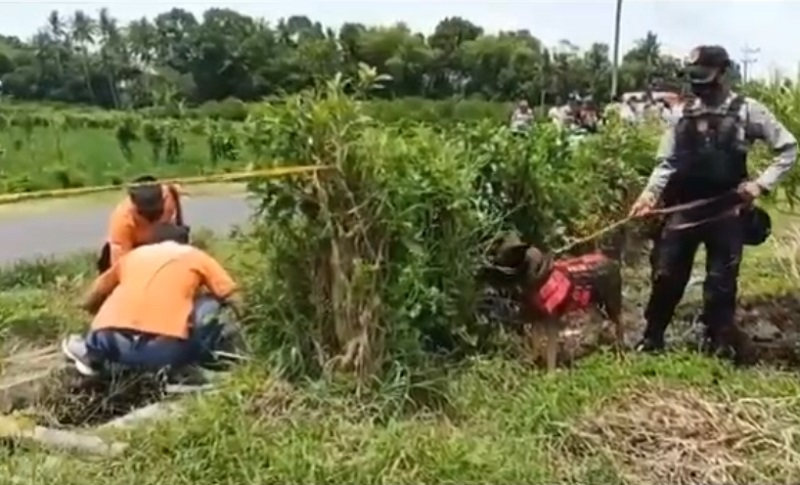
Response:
[33,369,165,428]
[567,384,800,485]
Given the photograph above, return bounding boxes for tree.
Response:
[0,7,688,107]
[70,10,97,103]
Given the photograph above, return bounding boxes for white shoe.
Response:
[61,335,98,376]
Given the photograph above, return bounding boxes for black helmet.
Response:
[683,45,732,84]
[741,205,771,246]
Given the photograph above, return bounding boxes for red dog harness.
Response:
[527,252,607,317]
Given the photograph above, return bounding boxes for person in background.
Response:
[618,95,639,123]
[547,96,574,129]
[629,45,797,361]
[97,176,185,273]
[63,223,241,376]
[510,99,534,133]
[578,99,599,133]
[659,93,682,126]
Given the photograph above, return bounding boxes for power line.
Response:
[741,44,760,83]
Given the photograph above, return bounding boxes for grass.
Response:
[0,207,799,484]
[2,356,800,484]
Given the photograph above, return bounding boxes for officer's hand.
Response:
[737,181,763,204]
[629,192,657,217]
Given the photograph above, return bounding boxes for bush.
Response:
[247,74,497,386]
[197,97,250,121]
[243,71,656,393]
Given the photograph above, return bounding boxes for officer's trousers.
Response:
[643,211,743,348]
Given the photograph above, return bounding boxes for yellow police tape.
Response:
[0,164,336,205]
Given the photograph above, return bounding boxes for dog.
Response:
[482,232,625,371]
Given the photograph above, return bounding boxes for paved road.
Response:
[0,194,253,264]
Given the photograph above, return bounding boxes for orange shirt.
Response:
[89,241,237,339]
[106,184,182,266]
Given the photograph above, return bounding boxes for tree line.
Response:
[0,8,738,110]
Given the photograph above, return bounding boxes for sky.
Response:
[0,0,795,80]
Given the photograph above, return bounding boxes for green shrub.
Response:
[243,71,655,393]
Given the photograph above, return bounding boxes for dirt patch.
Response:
[564,385,800,485]
[34,369,165,427]
[736,294,800,361]
[0,346,165,427]
[0,346,65,413]
[668,293,800,367]
[486,288,800,369]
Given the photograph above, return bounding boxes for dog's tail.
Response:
[597,226,626,261]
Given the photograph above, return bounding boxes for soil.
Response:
[0,346,66,414]
[35,368,166,427]
[480,284,800,369]
[0,347,165,427]
[1,290,798,429]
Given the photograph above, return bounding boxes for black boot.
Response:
[635,335,665,354]
[704,325,754,366]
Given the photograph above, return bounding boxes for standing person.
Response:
[579,99,599,133]
[548,96,564,126]
[660,93,682,126]
[620,95,639,123]
[96,176,185,273]
[63,223,241,376]
[510,99,534,133]
[629,45,797,360]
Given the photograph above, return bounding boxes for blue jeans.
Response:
[85,295,224,371]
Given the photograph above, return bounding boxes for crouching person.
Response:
[96,176,185,274]
[62,223,240,376]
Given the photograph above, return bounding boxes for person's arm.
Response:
[165,183,184,225]
[197,251,240,312]
[108,211,136,266]
[745,98,798,193]
[81,264,120,314]
[640,126,678,199]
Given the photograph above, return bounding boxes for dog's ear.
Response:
[523,249,555,287]
[488,232,526,262]
[496,244,529,268]
[478,265,521,287]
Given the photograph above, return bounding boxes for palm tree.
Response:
[127,17,157,67]
[98,7,121,108]
[126,17,159,105]
[70,10,97,103]
[46,10,66,76]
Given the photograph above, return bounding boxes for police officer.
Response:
[629,45,798,359]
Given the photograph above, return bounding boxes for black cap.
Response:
[684,45,731,84]
[129,183,165,222]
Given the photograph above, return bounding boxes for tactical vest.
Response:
[669,95,748,202]
[528,253,607,317]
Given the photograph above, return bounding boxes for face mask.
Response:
[690,82,719,100]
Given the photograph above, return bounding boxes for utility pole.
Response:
[741,44,760,83]
[610,0,624,99]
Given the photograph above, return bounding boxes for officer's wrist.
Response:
[641,187,660,200]
[754,180,770,196]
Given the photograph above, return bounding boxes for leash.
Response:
[553,192,737,255]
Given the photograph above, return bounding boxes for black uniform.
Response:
[637,45,796,358]
[643,96,748,353]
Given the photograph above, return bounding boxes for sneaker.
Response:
[167,365,209,386]
[60,335,98,376]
